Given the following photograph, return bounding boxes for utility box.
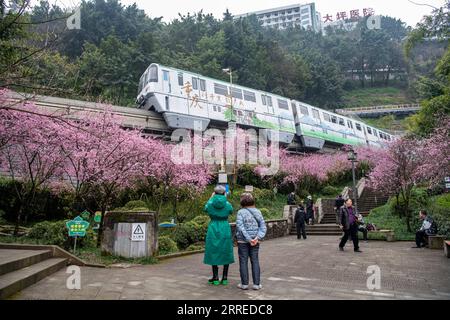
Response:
[101,211,158,258]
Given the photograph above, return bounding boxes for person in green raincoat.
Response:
[203,185,235,286]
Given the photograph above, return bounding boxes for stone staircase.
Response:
[290,224,342,236]
[357,188,389,216]
[345,180,390,216]
[320,211,337,224]
[0,248,68,299]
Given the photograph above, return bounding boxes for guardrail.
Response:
[336,104,420,116]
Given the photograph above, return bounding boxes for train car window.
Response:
[367,127,373,135]
[323,113,331,122]
[278,99,289,110]
[244,90,256,102]
[231,88,243,100]
[339,118,345,126]
[267,96,273,107]
[214,83,228,96]
[373,129,378,137]
[356,123,362,131]
[178,73,183,86]
[192,78,198,90]
[218,106,222,112]
[300,106,309,116]
[149,65,158,82]
[261,95,267,105]
[347,120,353,129]
[331,116,337,124]
[138,74,144,93]
[200,79,206,91]
[213,106,217,112]
[163,70,169,81]
[312,109,320,120]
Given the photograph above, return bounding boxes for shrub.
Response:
[124,200,149,211]
[0,210,6,225]
[253,188,274,202]
[157,236,179,255]
[186,243,205,251]
[172,221,206,249]
[259,208,270,218]
[191,215,210,228]
[28,220,95,250]
[322,185,341,196]
[429,194,450,238]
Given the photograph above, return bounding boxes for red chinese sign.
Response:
[323,8,374,23]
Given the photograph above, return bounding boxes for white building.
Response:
[234,3,322,33]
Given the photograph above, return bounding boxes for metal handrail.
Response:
[336,103,420,114]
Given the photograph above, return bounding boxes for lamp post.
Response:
[348,148,359,214]
[222,68,234,122]
[222,68,237,188]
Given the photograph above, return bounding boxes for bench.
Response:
[444,241,450,258]
[369,229,395,242]
[428,235,445,249]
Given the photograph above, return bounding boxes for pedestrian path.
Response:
[10,236,450,300]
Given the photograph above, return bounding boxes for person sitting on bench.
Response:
[413,210,437,248]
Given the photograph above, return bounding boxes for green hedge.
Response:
[28,220,95,250]
[173,220,208,249]
[157,236,179,255]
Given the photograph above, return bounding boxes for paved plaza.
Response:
[11,236,450,300]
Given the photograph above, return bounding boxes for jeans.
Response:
[238,243,260,286]
[296,222,306,239]
[415,230,428,247]
[339,223,359,251]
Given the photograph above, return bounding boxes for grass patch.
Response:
[361,115,411,132]
[75,247,158,266]
[365,204,415,241]
[342,87,415,108]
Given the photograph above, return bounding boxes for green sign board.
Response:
[66,216,90,237]
[81,210,90,221]
[94,211,102,223]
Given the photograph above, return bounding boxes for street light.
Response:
[348,148,359,214]
[222,67,237,187]
[222,68,234,123]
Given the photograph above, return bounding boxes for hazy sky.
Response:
[54,0,444,27]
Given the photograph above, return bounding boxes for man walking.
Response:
[294,201,307,240]
[334,194,345,225]
[338,198,362,253]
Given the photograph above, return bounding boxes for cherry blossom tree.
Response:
[0,102,67,235]
[369,138,425,232]
[138,137,212,221]
[417,118,450,186]
[58,109,153,246]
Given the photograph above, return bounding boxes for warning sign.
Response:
[131,223,146,241]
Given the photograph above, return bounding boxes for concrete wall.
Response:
[101,211,158,258]
[229,219,289,242]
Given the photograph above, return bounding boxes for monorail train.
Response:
[136,63,394,149]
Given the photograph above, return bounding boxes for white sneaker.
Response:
[252,284,262,290]
[237,283,249,290]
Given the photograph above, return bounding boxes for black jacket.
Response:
[294,206,306,225]
[335,197,345,210]
[287,194,296,205]
[306,199,314,213]
[339,206,356,231]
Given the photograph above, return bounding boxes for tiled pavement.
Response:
[10,236,450,300]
